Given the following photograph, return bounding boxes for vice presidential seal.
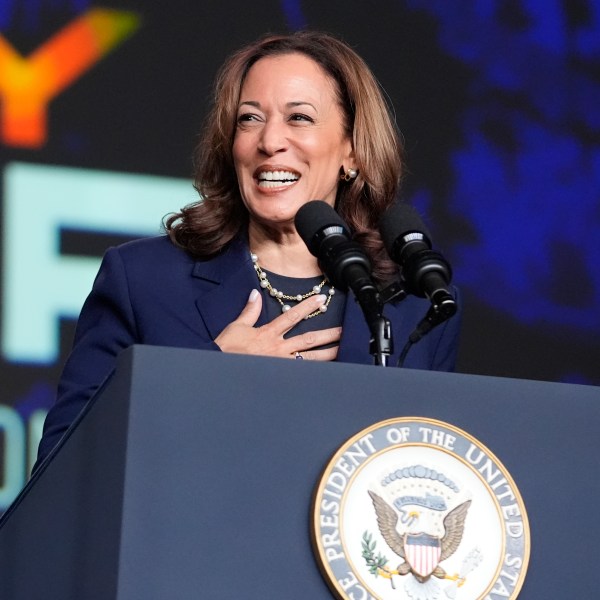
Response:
[312,417,530,600]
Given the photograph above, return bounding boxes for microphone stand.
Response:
[351,277,394,367]
[378,277,457,368]
[338,262,393,367]
[368,314,393,367]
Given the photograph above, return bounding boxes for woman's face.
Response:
[232,52,355,230]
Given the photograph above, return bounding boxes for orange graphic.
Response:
[0,8,140,148]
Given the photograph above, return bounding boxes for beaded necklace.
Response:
[250,252,335,319]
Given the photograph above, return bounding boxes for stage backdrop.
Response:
[1,0,599,510]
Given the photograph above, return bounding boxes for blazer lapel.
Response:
[192,238,268,341]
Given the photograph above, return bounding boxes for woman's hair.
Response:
[165,30,404,282]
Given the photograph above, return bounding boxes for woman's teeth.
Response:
[257,170,299,187]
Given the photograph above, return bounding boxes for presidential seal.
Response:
[312,417,530,600]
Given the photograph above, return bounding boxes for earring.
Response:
[341,168,358,182]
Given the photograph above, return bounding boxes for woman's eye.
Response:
[237,113,259,123]
[289,113,314,122]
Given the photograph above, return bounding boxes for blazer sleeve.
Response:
[34,247,138,469]
[34,243,221,471]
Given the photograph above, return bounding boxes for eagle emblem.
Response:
[368,490,471,583]
[312,419,529,600]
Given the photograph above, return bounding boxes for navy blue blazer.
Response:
[36,235,461,466]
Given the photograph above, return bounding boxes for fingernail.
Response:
[248,289,260,302]
[315,294,327,304]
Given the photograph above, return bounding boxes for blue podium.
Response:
[0,345,598,598]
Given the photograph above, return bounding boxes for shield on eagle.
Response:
[404,533,442,578]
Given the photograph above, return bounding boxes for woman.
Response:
[35,31,460,469]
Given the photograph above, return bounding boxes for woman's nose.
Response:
[257,119,288,155]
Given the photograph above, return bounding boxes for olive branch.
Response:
[361,531,390,576]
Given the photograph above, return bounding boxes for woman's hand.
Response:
[215,289,341,360]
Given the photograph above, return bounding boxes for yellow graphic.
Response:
[0,8,140,148]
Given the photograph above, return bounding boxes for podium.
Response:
[0,345,598,599]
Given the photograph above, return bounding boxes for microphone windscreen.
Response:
[379,203,432,253]
[294,200,348,255]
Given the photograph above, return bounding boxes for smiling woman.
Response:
[232,53,355,234]
[168,31,403,283]
[34,31,461,471]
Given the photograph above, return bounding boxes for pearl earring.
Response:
[341,168,358,182]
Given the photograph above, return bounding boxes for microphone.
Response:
[295,200,376,297]
[295,200,392,366]
[379,203,457,319]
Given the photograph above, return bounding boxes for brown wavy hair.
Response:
[165,30,404,282]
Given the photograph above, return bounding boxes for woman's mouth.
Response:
[256,170,300,188]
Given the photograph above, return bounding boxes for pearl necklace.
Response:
[250,253,335,318]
